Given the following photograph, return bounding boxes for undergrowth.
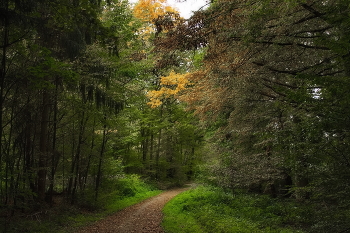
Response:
[162,185,306,233]
[0,175,161,233]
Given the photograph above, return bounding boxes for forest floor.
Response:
[77,186,190,233]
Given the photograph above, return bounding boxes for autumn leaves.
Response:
[133,0,178,23]
[131,0,193,108]
[146,71,192,108]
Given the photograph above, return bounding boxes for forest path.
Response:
[77,186,190,233]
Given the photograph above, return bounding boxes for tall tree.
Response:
[0,0,139,209]
[155,0,350,209]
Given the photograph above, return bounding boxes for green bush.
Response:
[103,174,161,214]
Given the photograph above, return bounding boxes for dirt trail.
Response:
[77,187,189,233]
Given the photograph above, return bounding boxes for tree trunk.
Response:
[48,81,60,206]
[95,116,107,201]
[71,111,88,203]
[149,133,154,174]
[0,0,9,194]
[37,89,50,201]
[83,117,96,192]
[156,106,163,179]
[156,129,161,179]
[24,111,35,194]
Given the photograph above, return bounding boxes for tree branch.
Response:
[300,4,325,18]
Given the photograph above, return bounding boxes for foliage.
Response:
[0,0,207,232]
[103,175,161,213]
[7,0,350,231]
[163,185,305,233]
[146,71,191,108]
[151,1,350,230]
[132,0,180,40]
[0,0,163,214]
[123,0,205,186]
[133,0,178,23]
[0,175,160,233]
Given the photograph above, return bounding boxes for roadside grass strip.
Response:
[162,185,304,233]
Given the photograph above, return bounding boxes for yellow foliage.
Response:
[132,0,181,41]
[146,71,191,108]
[133,0,178,23]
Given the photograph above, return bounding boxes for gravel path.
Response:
[77,187,189,233]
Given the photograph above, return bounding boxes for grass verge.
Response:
[162,185,306,233]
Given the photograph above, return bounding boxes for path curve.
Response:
[77,187,189,233]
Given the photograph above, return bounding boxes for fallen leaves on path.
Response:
[77,187,189,233]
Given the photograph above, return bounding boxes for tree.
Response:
[153,0,350,229]
[0,0,139,210]
[133,0,178,23]
[146,70,191,108]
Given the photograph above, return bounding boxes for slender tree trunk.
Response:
[24,111,35,194]
[141,127,148,162]
[62,143,66,195]
[3,92,16,205]
[156,106,163,179]
[4,158,9,204]
[37,89,50,201]
[156,129,162,179]
[13,148,23,208]
[67,122,76,197]
[71,111,88,203]
[0,0,9,195]
[83,117,96,192]
[95,116,107,201]
[143,132,149,162]
[7,89,21,207]
[48,81,59,205]
[150,133,154,174]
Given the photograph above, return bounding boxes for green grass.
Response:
[162,185,305,233]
